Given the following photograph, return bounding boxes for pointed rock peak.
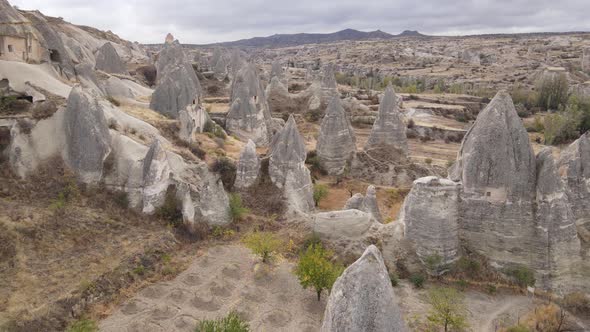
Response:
[380,84,400,111]
[483,90,517,116]
[165,33,174,44]
[271,61,283,79]
[326,96,344,115]
[270,114,306,163]
[321,245,408,332]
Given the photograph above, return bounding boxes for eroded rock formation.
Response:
[343,186,382,222]
[269,115,314,213]
[95,42,128,75]
[178,105,209,144]
[64,86,112,183]
[150,65,200,118]
[234,139,260,189]
[321,245,408,332]
[398,90,589,292]
[365,84,407,154]
[400,176,461,275]
[316,97,356,175]
[227,64,272,146]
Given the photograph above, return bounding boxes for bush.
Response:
[306,153,327,176]
[189,143,207,159]
[211,157,236,190]
[66,318,98,332]
[505,265,535,287]
[390,272,399,287]
[410,274,426,288]
[300,233,322,252]
[486,284,497,295]
[407,119,415,128]
[544,112,579,145]
[426,287,468,332]
[562,292,590,315]
[229,193,249,221]
[425,158,433,165]
[295,243,344,301]
[112,190,129,209]
[242,231,282,263]
[155,186,183,227]
[313,184,329,207]
[455,257,481,278]
[536,73,569,111]
[195,311,249,332]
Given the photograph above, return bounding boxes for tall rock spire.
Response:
[316,97,356,175]
[365,84,407,154]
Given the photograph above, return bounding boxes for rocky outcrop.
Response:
[321,245,408,332]
[75,63,104,95]
[227,64,272,146]
[95,42,128,75]
[234,139,260,189]
[400,176,461,275]
[142,140,171,214]
[535,148,585,292]
[395,90,589,292]
[152,38,202,116]
[343,186,382,222]
[64,86,112,183]
[270,61,284,80]
[365,84,407,154]
[316,97,356,175]
[557,132,590,224]
[178,105,209,144]
[449,91,539,272]
[269,115,314,213]
[149,65,200,118]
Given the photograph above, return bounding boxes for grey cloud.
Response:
[11,0,590,44]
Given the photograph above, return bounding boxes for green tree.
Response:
[295,244,344,301]
[229,193,249,221]
[313,184,329,207]
[242,231,282,263]
[426,287,468,332]
[536,73,569,111]
[195,311,249,332]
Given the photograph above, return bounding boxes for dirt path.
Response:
[480,296,533,332]
[99,244,325,332]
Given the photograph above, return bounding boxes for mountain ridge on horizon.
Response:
[187,28,425,48]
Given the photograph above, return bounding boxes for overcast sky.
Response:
[10,0,590,44]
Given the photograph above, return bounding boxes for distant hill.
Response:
[195,29,426,48]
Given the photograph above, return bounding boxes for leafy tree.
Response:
[195,311,249,332]
[426,287,468,332]
[536,73,569,111]
[229,193,249,221]
[295,243,344,301]
[313,184,329,207]
[242,231,282,263]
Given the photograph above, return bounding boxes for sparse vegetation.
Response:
[66,318,98,332]
[426,287,468,332]
[536,73,569,111]
[313,184,329,207]
[155,186,183,227]
[505,265,535,287]
[295,243,344,301]
[242,231,282,263]
[389,272,399,287]
[229,193,249,221]
[195,311,250,332]
[211,157,236,190]
[410,274,426,288]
